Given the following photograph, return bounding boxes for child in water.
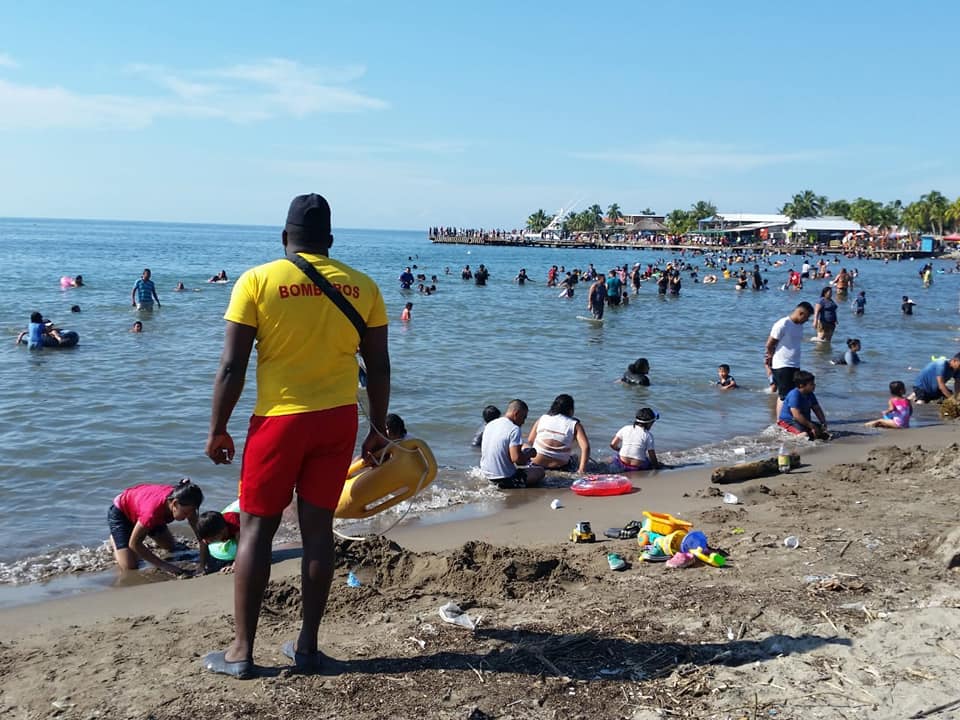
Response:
[608,407,666,471]
[853,291,866,316]
[401,302,413,322]
[716,364,737,390]
[832,338,861,365]
[385,413,408,440]
[107,478,205,576]
[901,296,916,315]
[16,311,48,349]
[471,405,501,447]
[865,381,912,429]
[620,357,650,386]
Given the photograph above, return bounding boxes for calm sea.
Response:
[1,217,958,596]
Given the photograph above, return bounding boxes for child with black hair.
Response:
[15,312,47,349]
[832,338,861,365]
[716,364,737,390]
[107,478,204,576]
[609,407,666,471]
[865,381,912,429]
[385,413,408,440]
[197,500,241,572]
[471,405,501,447]
[620,357,650,386]
[777,370,829,440]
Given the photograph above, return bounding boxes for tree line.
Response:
[526,190,960,236]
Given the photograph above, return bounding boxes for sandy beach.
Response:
[2,423,960,719]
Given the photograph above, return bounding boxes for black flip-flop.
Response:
[603,520,642,539]
[201,651,254,679]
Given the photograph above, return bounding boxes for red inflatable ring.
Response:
[570,475,634,497]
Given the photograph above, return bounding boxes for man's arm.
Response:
[764,335,778,369]
[153,285,161,307]
[205,321,256,464]
[937,372,954,398]
[359,324,391,460]
[812,402,827,426]
[131,283,138,306]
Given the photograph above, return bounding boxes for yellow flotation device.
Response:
[335,438,438,519]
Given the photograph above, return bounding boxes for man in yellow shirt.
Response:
[203,193,390,678]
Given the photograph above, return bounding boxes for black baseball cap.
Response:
[286,193,331,238]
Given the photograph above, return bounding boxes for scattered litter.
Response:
[550,498,562,510]
[439,601,480,630]
[346,571,362,587]
[784,536,800,549]
[722,492,739,505]
[731,527,746,535]
[407,636,426,650]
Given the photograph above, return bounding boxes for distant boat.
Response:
[524,207,569,242]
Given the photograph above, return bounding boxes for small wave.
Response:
[0,543,114,585]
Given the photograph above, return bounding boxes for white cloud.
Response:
[571,141,826,176]
[0,58,387,130]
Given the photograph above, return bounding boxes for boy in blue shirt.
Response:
[777,370,829,440]
[131,268,161,310]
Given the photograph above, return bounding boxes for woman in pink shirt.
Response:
[108,479,204,576]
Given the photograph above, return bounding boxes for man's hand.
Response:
[361,428,390,463]
[206,432,235,464]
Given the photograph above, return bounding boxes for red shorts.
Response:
[239,405,358,516]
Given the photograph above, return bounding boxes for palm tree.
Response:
[689,200,717,223]
[847,198,882,228]
[901,201,928,233]
[879,200,902,231]
[526,209,550,232]
[945,197,960,233]
[606,203,623,225]
[921,190,949,236]
[588,204,604,230]
[666,209,694,236]
[781,190,825,219]
[641,208,655,215]
[823,199,851,217]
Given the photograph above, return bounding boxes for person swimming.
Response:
[832,338,861,365]
[620,358,650,386]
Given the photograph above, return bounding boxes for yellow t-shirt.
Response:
[224,253,388,417]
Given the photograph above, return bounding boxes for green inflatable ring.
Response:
[208,538,237,562]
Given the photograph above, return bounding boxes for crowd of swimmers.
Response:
[15,267,233,349]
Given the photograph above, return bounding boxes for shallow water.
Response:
[1,217,958,590]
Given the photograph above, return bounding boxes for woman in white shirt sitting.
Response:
[527,394,591,473]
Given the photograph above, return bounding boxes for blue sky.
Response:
[0,1,957,229]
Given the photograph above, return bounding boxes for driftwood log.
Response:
[711,454,800,484]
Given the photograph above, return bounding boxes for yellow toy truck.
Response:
[570,521,596,543]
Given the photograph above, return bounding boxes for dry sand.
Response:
[3,425,960,719]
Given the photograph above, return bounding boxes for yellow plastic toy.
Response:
[653,530,688,556]
[690,547,727,568]
[335,438,438,519]
[642,511,693,536]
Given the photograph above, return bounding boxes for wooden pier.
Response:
[428,234,943,259]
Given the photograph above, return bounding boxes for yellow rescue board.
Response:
[335,438,438,519]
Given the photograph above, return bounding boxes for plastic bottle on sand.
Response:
[777,444,791,473]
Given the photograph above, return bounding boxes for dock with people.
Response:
[428,232,944,259]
